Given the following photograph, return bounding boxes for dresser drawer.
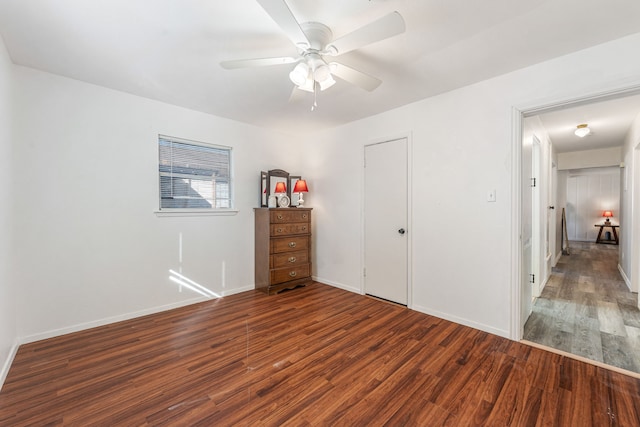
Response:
[270,222,310,237]
[270,210,310,224]
[271,250,309,269]
[271,236,309,253]
[271,264,310,284]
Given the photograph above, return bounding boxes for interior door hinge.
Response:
[529,274,535,284]
[531,178,537,187]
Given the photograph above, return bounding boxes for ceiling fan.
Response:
[220,0,406,99]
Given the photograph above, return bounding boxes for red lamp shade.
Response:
[293,179,309,193]
[274,182,287,193]
[603,210,613,218]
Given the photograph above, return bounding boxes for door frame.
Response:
[510,84,640,340]
[550,161,558,268]
[361,133,413,309]
[531,135,542,298]
[632,141,640,297]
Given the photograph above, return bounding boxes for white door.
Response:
[521,134,533,329]
[364,138,408,305]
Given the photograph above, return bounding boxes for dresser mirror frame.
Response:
[264,169,290,206]
[260,171,268,207]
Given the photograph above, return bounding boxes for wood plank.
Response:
[525,241,640,374]
[1,283,640,426]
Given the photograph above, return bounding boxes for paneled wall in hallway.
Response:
[566,167,620,241]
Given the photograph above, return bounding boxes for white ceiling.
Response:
[537,94,640,153]
[1,0,640,136]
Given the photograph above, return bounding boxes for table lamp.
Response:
[274,182,287,197]
[293,179,309,207]
[274,181,289,207]
[603,210,613,225]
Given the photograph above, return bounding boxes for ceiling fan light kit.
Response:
[221,0,406,108]
[289,62,309,86]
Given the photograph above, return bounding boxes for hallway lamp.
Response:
[603,210,613,224]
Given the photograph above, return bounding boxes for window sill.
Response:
[154,209,239,217]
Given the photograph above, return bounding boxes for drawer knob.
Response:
[289,271,297,277]
[302,214,307,219]
[288,241,297,248]
[277,228,283,233]
[288,256,297,263]
[277,214,283,220]
[302,226,307,231]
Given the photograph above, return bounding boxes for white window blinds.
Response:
[158,136,232,209]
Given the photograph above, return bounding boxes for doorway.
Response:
[514,89,640,374]
[363,137,409,305]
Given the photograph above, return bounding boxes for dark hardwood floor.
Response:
[2,283,640,426]
[524,241,640,374]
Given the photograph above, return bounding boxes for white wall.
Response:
[620,110,640,291]
[565,167,620,241]
[558,147,622,170]
[0,35,17,387]
[306,32,640,338]
[13,66,299,342]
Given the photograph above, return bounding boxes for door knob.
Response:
[398,228,406,235]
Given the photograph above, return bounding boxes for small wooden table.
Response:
[594,223,619,245]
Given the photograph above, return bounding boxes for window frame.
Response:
[155,135,238,217]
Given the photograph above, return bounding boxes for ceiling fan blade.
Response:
[256,0,310,48]
[330,62,382,92]
[220,56,298,69]
[327,12,405,56]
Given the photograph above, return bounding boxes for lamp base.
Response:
[296,193,305,208]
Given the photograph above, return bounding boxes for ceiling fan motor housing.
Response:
[300,22,333,51]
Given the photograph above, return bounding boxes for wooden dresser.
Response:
[254,208,312,294]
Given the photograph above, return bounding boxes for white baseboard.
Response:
[223,285,255,296]
[554,251,562,265]
[19,285,254,345]
[0,340,20,391]
[412,304,510,339]
[618,264,632,291]
[313,278,509,339]
[312,276,361,294]
[539,272,551,295]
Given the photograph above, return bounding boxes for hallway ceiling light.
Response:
[574,123,591,137]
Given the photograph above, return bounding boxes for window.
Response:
[158,135,232,210]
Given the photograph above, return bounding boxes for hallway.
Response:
[523,241,640,374]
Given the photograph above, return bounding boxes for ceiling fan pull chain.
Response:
[312,81,318,111]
